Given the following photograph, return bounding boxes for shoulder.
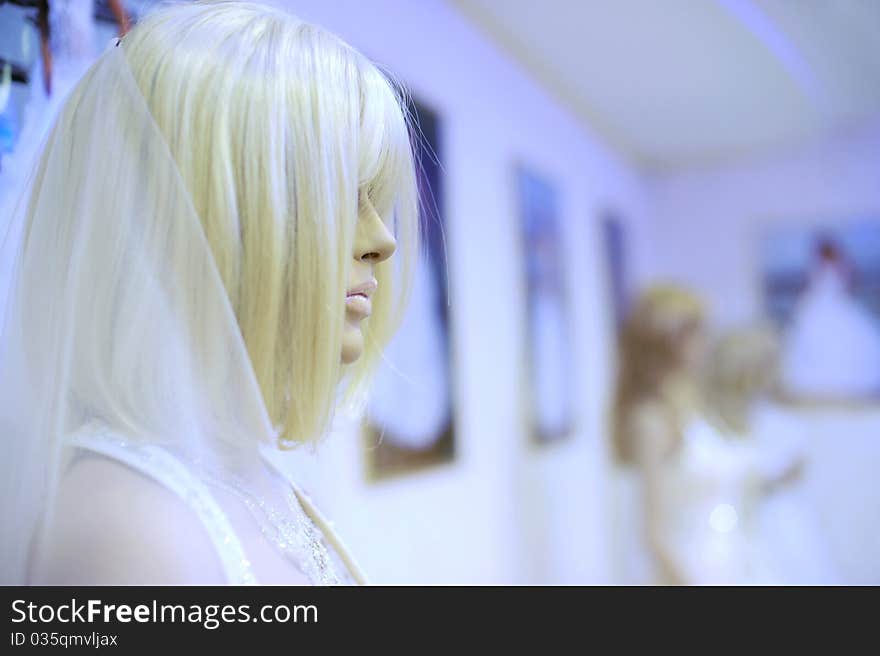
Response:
[34,454,228,585]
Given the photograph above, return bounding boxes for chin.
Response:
[340,349,362,365]
[340,331,364,364]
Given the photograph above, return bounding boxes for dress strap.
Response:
[289,482,369,585]
[257,452,368,585]
[65,425,256,585]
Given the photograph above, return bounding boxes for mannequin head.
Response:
[612,285,705,463]
[618,285,706,385]
[705,324,780,435]
[120,2,418,444]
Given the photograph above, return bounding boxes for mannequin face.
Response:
[341,196,397,364]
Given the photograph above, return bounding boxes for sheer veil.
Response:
[0,39,281,583]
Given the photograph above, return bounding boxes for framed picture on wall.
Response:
[761,218,880,403]
[363,97,455,481]
[516,165,574,444]
[600,210,630,335]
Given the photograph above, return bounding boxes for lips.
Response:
[347,279,378,299]
[346,279,377,317]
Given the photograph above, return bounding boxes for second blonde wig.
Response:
[704,325,781,435]
[611,285,705,464]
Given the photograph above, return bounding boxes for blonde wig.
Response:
[611,285,705,464]
[117,1,419,445]
[704,324,781,435]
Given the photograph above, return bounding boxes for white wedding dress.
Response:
[749,403,840,584]
[63,421,365,585]
[650,418,777,585]
[781,262,880,399]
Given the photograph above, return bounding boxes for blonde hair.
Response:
[117,1,418,445]
[704,324,780,435]
[611,285,705,464]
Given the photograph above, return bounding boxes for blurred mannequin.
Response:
[781,238,880,400]
[612,287,787,584]
[706,326,839,584]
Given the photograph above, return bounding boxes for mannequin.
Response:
[612,287,785,584]
[705,326,839,584]
[705,326,784,434]
[0,1,418,585]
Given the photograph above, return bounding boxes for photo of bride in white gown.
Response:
[517,166,573,443]
[767,230,880,401]
[363,98,455,479]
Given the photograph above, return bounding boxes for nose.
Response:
[355,197,397,264]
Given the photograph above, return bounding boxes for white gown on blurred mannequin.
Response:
[781,262,880,399]
[750,403,840,584]
[651,418,776,585]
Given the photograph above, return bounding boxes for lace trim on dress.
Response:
[64,423,355,585]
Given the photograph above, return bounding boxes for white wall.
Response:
[267,0,650,584]
[638,120,880,327]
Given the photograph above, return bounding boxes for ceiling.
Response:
[451,0,880,171]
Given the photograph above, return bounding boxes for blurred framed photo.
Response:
[363,98,455,481]
[761,219,880,403]
[600,210,629,335]
[516,165,574,443]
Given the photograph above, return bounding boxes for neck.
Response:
[661,373,698,411]
[655,372,701,434]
